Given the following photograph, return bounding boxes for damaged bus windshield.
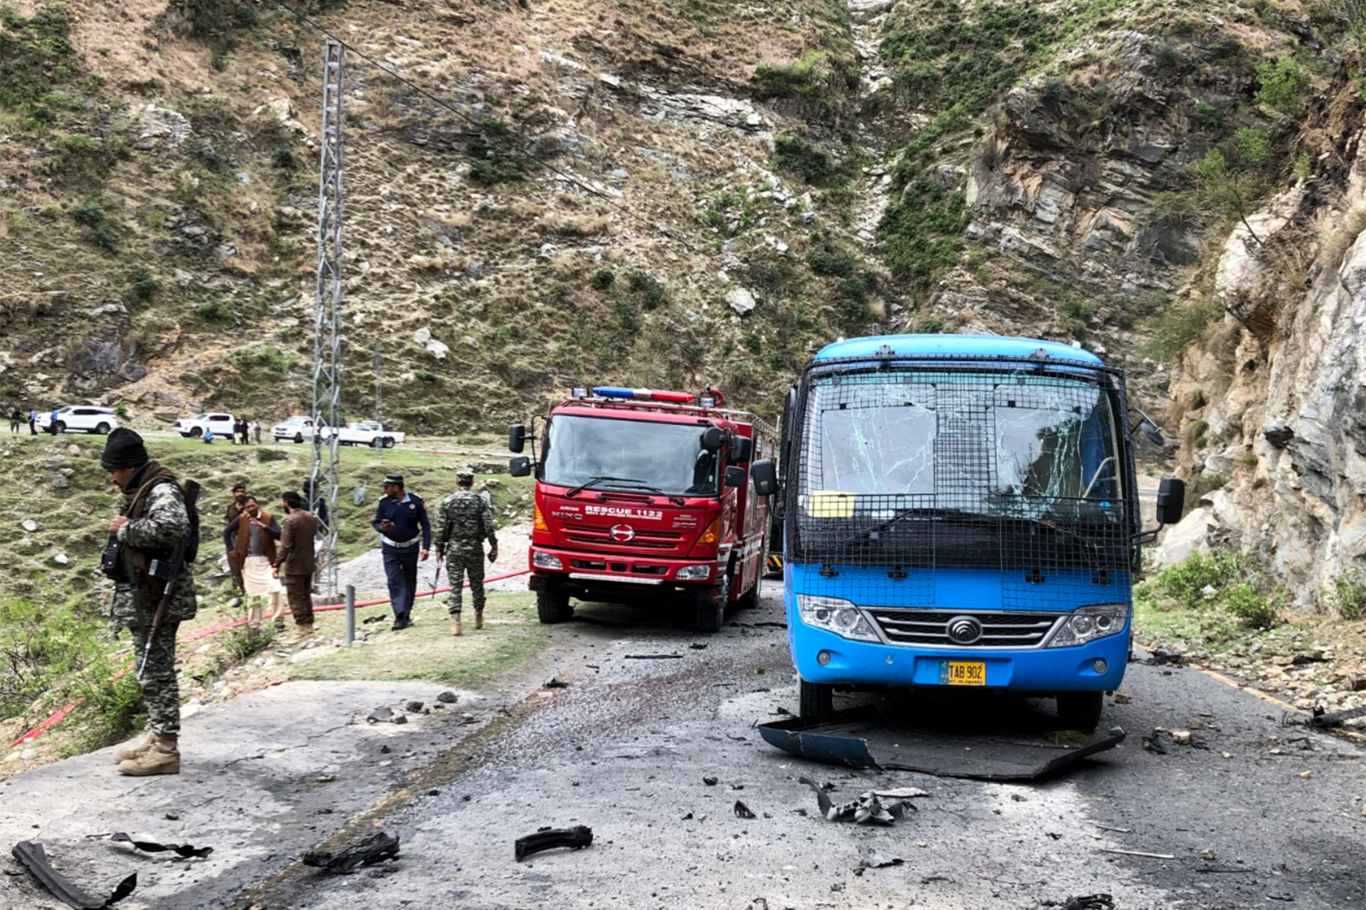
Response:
[542,414,720,496]
[796,368,1124,530]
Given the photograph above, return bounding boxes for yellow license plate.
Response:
[944,661,986,686]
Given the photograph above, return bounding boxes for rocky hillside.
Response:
[2,0,1363,601]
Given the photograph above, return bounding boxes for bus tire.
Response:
[1056,691,1104,732]
[536,589,573,624]
[799,679,834,721]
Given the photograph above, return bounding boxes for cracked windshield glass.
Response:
[543,415,719,496]
[799,370,1121,520]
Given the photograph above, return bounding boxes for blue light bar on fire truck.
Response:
[590,387,695,403]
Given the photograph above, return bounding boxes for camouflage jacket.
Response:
[110,462,198,632]
[435,489,497,555]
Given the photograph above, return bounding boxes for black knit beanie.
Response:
[101,427,149,469]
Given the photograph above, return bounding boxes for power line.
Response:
[258,0,697,253]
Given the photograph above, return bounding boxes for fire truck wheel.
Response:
[734,577,760,611]
[695,578,727,633]
[799,679,833,721]
[1055,691,1103,732]
[536,589,573,624]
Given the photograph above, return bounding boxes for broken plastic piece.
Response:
[1062,896,1115,910]
[11,841,137,909]
[514,826,593,861]
[109,833,213,859]
[857,846,903,868]
[733,800,756,819]
[799,777,914,825]
[303,832,400,874]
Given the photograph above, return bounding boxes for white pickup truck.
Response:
[324,421,405,449]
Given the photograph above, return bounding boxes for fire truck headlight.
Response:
[1046,603,1129,648]
[532,551,563,571]
[677,564,711,580]
[796,595,879,643]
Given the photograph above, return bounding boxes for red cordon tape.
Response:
[8,568,531,749]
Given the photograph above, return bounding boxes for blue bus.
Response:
[749,335,1184,730]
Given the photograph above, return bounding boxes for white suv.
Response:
[39,406,118,435]
[175,412,235,438]
[272,415,322,443]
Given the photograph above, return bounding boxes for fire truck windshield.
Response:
[543,415,719,497]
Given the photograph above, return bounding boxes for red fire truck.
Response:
[509,386,772,632]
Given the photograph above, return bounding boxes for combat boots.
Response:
[117,732,179,776]
[113,735,152,764]
[474,611,484,631]
[450,614,462,636]
[289,622,314,645]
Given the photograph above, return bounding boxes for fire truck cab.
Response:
[510,387,771,632]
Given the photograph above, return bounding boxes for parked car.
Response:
[323,421,405,449]
[39,406,118,435]
[175,412,235,439]
[272,415,323,444]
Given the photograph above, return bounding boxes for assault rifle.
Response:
[138,480,201,681]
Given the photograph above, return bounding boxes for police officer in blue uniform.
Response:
[371,473,431,630]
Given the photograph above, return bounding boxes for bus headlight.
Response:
[532,551,563,570]
[796,595,879,643]
[1047,603,1129,648]
[677,564,712,580]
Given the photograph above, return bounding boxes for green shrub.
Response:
[123,265,158,307]
[1151,41,1187,81]
[256,447,288,463]
[222,623,274,662]
[0,4,77,116]
[626,271,668,310]
[1141,298,1220,361]
[1328,571,1366,620]
[912,314,945,334]
[71,198,116,250]
[1255,57,1307,114]
[1151,550,1252,610]
[772,135,840,184]
[611,298,641,334]
[1183,418,1210,447]
[878,173,966,290]
[1233,128,1270,166]
[1223,582,1281,629]
[806,249,856,278]
[589,269,615,291]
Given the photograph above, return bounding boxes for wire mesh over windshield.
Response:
[787,361,1135,611]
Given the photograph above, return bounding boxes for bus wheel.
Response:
[1056,691,1104,732]
[799,679,834,721]
[536,589,573,624]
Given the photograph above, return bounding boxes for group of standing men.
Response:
[223,482,318,641]
[372,471,498,636]
[8,407,48,434]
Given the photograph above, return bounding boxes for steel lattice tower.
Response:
[310,39,344,595]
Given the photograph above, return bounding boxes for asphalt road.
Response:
[236,586,1365,910]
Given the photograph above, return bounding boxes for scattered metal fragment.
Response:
[11,841,137,909]
[1144,650,1186,666]
[689,643,708,650]
[1094,824,1132,834]
[1310,704,1366,728]
[1099,847,1175,859]
[733,800,757,819]
[513,826,593,861]
[109,833,213,859]
[703,776,719,786]
[1060,895,1115,910]
[624,654,683,660]
[544,678,569,689]
[798,777,914,825]
[857,846,903,868]
[303,832,400,874]
[1141,730,1168,755]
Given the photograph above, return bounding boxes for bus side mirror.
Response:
[731,436,753,462]
[1155,477,1185,525]
[509,423,526,453]
[751,459,778,497]
[1140,419,1165,447]
[725,466,746,488]
[509,456,531,478]
[701,426,725,452]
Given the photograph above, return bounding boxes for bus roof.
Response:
[813,334,1104,366]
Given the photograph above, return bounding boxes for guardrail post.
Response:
[345,584,355,647]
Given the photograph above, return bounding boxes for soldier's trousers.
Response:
[130,619,181,735]
[445,548,486,615]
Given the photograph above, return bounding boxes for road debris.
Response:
[436,691,458,704]
[367,707,394,724]
[798,777,916,825]
[1141,730,1168,755]
[703,776,719,786]
[1300,770,1312,779]
[1099,847,1175,859]
[544,678,569,689]
[733,800,757,819]
[1171,730,1192,746]
[1145,650,1186,666]
[109,833,213,859]
[513,826,593,861]
[1199,848,1217,861]
[689,643,708,650]
[11,841,137,909]
[1113,693,1132,704]
[1094,824,1132,834]
[1310,704,1366,728]
[856,846,903,868]
[1057,896,1115,910]
[624,654,683,660]
[303,832,400,874]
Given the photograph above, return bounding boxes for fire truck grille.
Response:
[866,609,1064,649]
[565,529,685,549]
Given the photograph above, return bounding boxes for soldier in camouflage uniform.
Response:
[435,471,498,636]
[101,428,198,776]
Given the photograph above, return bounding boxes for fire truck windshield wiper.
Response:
[565,475,645,497]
